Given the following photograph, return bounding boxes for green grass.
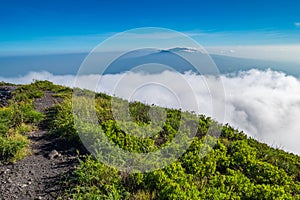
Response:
[0,81,55,163]
[1,81,300,199]
[50,85,300,199]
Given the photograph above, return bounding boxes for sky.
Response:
[1,1,300,154]
[1,0,300,55]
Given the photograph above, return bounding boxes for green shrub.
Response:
[3,82,296,199]
[65,156,130,199]
[0,107,13,135]
[49,99,78,141]
[0,134,29,162]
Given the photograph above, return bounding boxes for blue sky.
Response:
[1,1,300,155]
[1,0,300,55]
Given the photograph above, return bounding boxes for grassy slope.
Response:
[1,81,300,199]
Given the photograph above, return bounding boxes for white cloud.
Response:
[295,22,300,27]
[1,69,300,155]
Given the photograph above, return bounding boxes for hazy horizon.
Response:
[1,0,300,155]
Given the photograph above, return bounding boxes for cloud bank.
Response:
[1,69,300,155]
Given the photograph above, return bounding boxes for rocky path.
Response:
[0,89,80,199]
[0,129,79,199]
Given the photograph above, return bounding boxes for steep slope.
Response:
[0,81,299,200]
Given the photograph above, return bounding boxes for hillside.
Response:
[0,80,300,199]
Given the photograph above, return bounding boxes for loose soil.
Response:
[0,90,80,199]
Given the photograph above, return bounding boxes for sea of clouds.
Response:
[1,69,300,155]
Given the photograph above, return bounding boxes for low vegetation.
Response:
[1,81,300,199]
[0,80,68,162]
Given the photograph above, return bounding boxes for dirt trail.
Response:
[0,90,80,199]
[0,130,79,199]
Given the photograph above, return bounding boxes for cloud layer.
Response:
[1,69,300,155]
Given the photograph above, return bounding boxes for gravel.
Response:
[0,89,80,199]
[0,130,79,199]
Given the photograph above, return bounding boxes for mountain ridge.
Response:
[1,47,299,77]
[0,81,299,199]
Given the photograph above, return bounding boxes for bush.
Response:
[3,82,297,199]
[49,99,78,142]
[65,156,130,199]
[0,134,29,162]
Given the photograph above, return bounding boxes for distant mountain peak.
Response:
[163,47,203,53]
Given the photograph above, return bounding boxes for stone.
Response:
[48,150,60,160]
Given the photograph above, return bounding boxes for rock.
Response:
[2,168,11,174]
[48,150,60,160]
[26,190,33,197]
[0,127,79,199]
[0,86,16,107]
